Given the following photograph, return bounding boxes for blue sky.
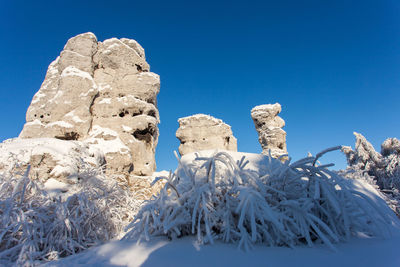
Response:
[1,0,399,171]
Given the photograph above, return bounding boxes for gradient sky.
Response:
[1,0,399,171]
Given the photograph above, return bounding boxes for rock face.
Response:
[176,114,237,156]
[251,103,287,158]
[19,32,160,177]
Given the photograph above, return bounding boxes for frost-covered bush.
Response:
[0,165,142,266]
[341,133,400,215]
[124,148,393,250]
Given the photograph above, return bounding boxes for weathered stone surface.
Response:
[251,103,287,159]
[19,32,160,178]
[176,114,237,156]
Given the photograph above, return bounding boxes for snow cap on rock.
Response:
[176,114,237,156]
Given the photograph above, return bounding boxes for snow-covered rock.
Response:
[18,32,160,177]
[176,114,237,156]
[251,103,287,159]
[0,138,104,182]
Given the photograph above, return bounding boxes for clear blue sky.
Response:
[1,0,399,171]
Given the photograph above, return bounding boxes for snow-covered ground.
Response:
[2,147,400,266]
[45,150,400,267]
[46,233,400,267]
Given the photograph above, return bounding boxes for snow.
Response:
[0,138,104,179]
[122,125,133,132]
[87,125,130,154]
[49,90,64,103]
[24,119,44,126]
[98,83,112,92]
[178,114,225,127]
[2,147,400,266]
[47,121,73,128]
[138,72,160,80]
[106,43,121,50]
[44,234,400,267]
[43,148,400,266]
[65,110,85,123]
[102,37,147,59]
[90,125,119,137]
[99,98,112,104]
[61,66,93,80]
[180,149,272,173]
[31,92,47,104]
[43,178,69,195]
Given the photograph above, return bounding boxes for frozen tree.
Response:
[124,148,394,250]
[341,132,400,215]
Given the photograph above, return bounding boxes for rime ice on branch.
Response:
[342,132,400,191]
[251,103,287,159]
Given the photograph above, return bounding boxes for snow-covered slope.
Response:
[45,233,400,267]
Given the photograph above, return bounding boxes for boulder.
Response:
[251,103,287,159]
[176,114,237,155]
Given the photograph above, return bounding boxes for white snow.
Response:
[31,91,47,104]
[102,37,144,58]
[25,119,44,126]
[65,110,85,123]
[2,147,400,266]
[44,151,400,266]
[98,83,112,92]
[46,121,73,128]
[0,138,104,178]
[178,114,224,127]
[122,125,132,132]
[61,66,93,80]
[43,178,69,195]
[106,43,121,50]
[87,125,130,154]
[99,98,112,104]
[138,72,160,80]
[44,233,400,267]
[90,125,118,137]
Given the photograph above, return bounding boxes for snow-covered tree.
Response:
[341,132,400,215]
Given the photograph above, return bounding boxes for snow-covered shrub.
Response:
[0,165,142,266]
[124,148,394,250]
[341,133,400,215]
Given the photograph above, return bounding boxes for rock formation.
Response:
[19,32,160,177]
[251,103,287,158]
[176,114,237,156]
